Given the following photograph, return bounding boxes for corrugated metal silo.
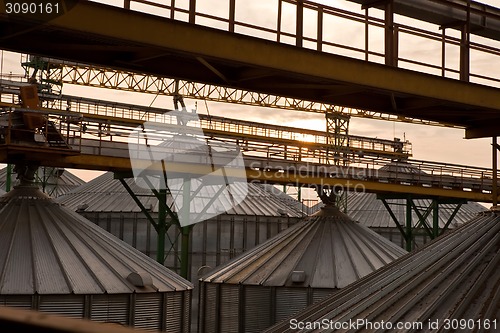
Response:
[266,209,500,333]
[311,160,487,247]
[0,184,193,332]
[0,166,85,197]
[56,172,304,280]
[347,192,486,247]
[197,204,408,332]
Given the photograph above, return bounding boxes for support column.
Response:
[296,0,304,47]
[384,0,397,66]
[460,1,471,81]
[229,0,236,33]
[156,189,167,264]
[180,178,192,279]
[5,163,12,192]
[405,199,413,251]
[189,0,196,24]
[493,136,498,207]
[432,199,439,238]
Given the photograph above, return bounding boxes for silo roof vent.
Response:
[126,272,153,288]
[291,271,306,283]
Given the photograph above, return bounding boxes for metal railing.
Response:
[0,84,412,160]
[0,104,493,196]
[113,0,500,87]
[0,107,82,152]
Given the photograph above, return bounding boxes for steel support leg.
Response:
[180,178,192,279]
[432,199,439,238]
[493,136,498,207]
[296,0,303,47]
[405,199,413,251]
[157,189,167,264]
[5,163,12,192]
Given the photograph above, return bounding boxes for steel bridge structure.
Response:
[1,0,500,266]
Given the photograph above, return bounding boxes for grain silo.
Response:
[198,204,407,333]
[347,192,486,247]
[311,160,487,248]
[0,166,85,197]
[0,183,193,332]
[56,172,305,280]
[266,208,499,333]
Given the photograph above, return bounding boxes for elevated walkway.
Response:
[1,0,500,137]
[0,105,496,203]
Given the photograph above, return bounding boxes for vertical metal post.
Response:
[406,199,413,251]
[365,8,369,61]
[229,0,236,33]
[493,136,498,207]
[384,0,395,66]
[5,163,12,192]
[393,25,399,67]
[124,0,130,9]
[277,0,282,43]
[170,0,175,19]
[180,179,191,279]
[317,6,323,51]
[296,0,303,47]
[189,0,196,24]
[460,1,471,81]
[157,189,167,264]
[441,28,446,77]
[432,199,439,238]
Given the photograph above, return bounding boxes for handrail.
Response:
[0,106,493,190]
[111,0,500,88]
[0,86,412,159]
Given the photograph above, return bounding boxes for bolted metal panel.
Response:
[244,286,272,333]
[39,295,85,319]
[275,288,308,323]
[134,293,162,331]
[219,284,239,333]
[90,294,130,326]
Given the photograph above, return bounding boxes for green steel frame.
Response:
[379,194,465,251]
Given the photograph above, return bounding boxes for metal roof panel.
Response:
[201,205,407,289]
[266,209,500,332]
[0,186,192,295]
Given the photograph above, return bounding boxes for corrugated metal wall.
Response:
[0,292,192,332]
[198,284,335,333]
[80,211,300,281]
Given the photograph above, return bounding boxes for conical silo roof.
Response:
[201,204,407,288]
[378,160,426,174]
[198,205,408,332]
[0,185,192,295]
[57,172,304,218]
[0,166,85,197]
[266,210,500,333]
[347,192,486,228]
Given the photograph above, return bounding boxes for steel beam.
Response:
[2,153,491,202]
[2,0,500,128]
